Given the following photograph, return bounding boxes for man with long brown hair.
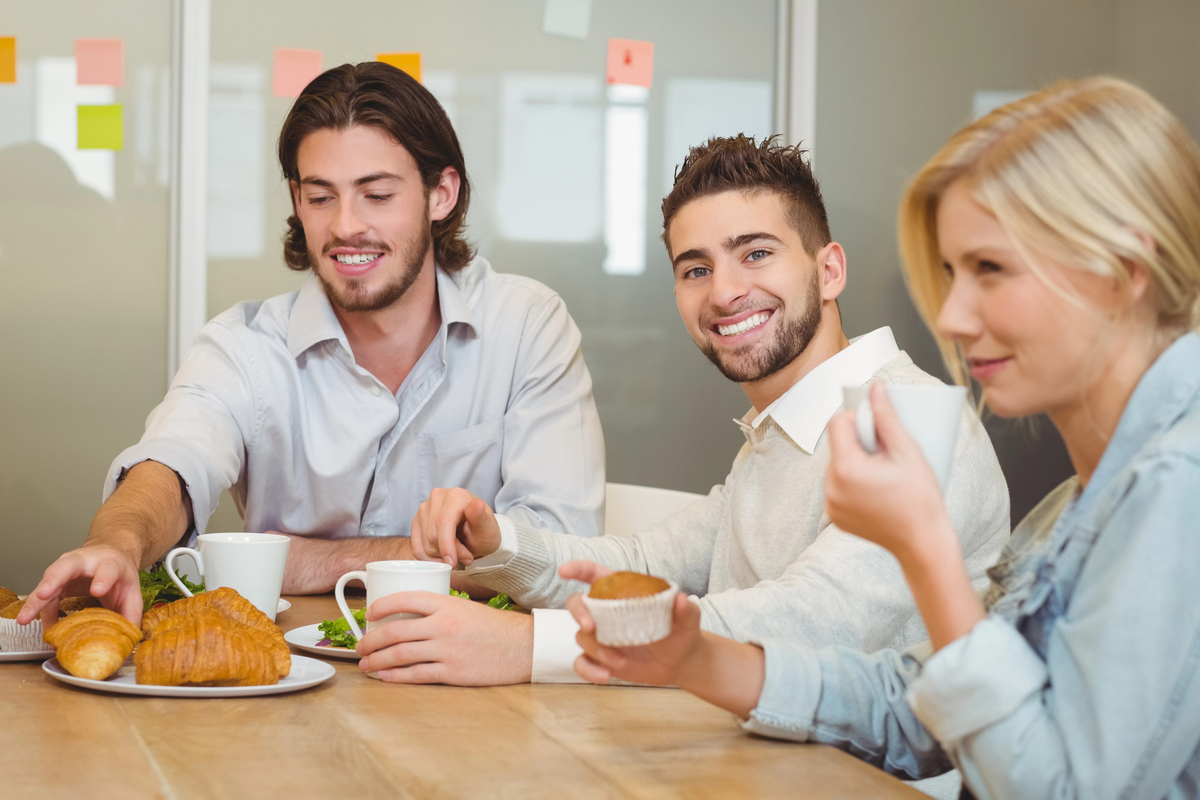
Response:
[20,63,605,664]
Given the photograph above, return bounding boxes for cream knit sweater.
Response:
[471,353,1010,653]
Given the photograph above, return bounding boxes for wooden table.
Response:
[3,595,923,799]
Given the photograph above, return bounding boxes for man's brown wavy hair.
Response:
[661,134,830,258]
[278,61,474,272]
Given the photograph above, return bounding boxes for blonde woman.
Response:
[565,76,1200,799]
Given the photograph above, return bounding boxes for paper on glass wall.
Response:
[0,38,15,83]
[272,48,322,98]
[377,52,421,83]
[542,0,592,39]
[606,38,653,89]
[77,104,123,150]
[75,38,124,87]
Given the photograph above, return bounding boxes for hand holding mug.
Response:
[825,383,957,562]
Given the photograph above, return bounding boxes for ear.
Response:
[429,167,461,222]
[817,241,848,301]
[1121,226,1157,305]
[289,180,302,217]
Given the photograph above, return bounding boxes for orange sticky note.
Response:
[76,38,124,87]
[0,37,15,84]
[377,52,421,83]
[606,38,654,88]
[272,48,322,98]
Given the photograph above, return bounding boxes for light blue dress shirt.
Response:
[742,332,1200,800]
[103,257,606,542]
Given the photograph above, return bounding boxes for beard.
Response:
[698,270,823,384]
[313,211,432,314]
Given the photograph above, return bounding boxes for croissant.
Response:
[134,609,279,686]
[150,608,290,679]
[43,608,142,680]
[142,587,290,678]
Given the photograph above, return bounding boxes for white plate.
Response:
[283,623,361,660]
[0,648,55,662]
[276,598,291,614]
[42,654,335,697]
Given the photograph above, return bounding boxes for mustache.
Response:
[699,301,779,329]
[322,237,392,255]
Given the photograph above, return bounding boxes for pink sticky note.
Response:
[273,48,323,98]
[606,38,654,88]
[76,38,124,87]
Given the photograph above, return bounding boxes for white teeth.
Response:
[334,253,381,266]
[717,311,770,337]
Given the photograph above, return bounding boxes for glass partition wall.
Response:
[0,2,173,590]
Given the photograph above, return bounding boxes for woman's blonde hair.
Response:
[899,76,1200,386]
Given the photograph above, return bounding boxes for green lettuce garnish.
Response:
[140,564,204,613]
[486,593,515,611]
[317,607,367,649]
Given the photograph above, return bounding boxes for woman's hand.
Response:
[561,561,766,718]
[826,383,985,650]
[825,382,952,565]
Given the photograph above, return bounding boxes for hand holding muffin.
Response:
[563,561,767,719]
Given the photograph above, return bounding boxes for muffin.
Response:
[0,591,104,653]
[581,572,678,647]
[0,593,48,653]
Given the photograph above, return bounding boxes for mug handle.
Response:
[164,547,204,598]
[335,571,368,641]
[855,398,879,454]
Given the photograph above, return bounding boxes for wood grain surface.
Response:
[1,595,925,799]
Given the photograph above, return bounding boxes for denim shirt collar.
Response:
[987,332,1200,636]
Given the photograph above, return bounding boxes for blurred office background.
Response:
[2,0,1196,588]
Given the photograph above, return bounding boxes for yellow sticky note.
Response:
[0,37,16,84]
[377,52,421,83]
[78,104,123,150]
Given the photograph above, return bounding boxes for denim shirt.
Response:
[742,332,1200,800]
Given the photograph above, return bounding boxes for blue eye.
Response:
[746,249,769,262]
[684,266,712,279]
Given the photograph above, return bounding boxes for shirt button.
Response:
[371,387,381,397]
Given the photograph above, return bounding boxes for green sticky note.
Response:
[77,104,123,150]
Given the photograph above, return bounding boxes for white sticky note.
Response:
[543,0,591,40]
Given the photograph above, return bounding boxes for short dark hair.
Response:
[278,61,474,272]
[661,134,831,257]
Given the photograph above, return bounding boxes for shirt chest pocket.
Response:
[427,418,506,504]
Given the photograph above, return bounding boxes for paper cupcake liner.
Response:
[580,582,679,647]
[0,615,49,653]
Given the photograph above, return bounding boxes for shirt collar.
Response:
[742,327,902,453]
[286,266,479,360]
[1075,331,1200,513]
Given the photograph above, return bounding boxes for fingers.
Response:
[365,590,448,623]
[558,560,614,585]
[18,556,88,624]
[409,498,436,562]
[434,490,474,568]
[461,498,500,559]
[359,639,439,673]
[90,558,125,599]
[673,592,699,626]
[355,614,438,656]
[825,411,862,461]
[868,382,916,454]
[376,662,448,684]
[573,653,612,684]
[566,592,595,633]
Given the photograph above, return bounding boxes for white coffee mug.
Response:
[334,560,452,643]
[164,532,291,621]
[842,383,967,490]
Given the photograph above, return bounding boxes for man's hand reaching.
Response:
[410,488,502,567]
[18,544,143,628]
